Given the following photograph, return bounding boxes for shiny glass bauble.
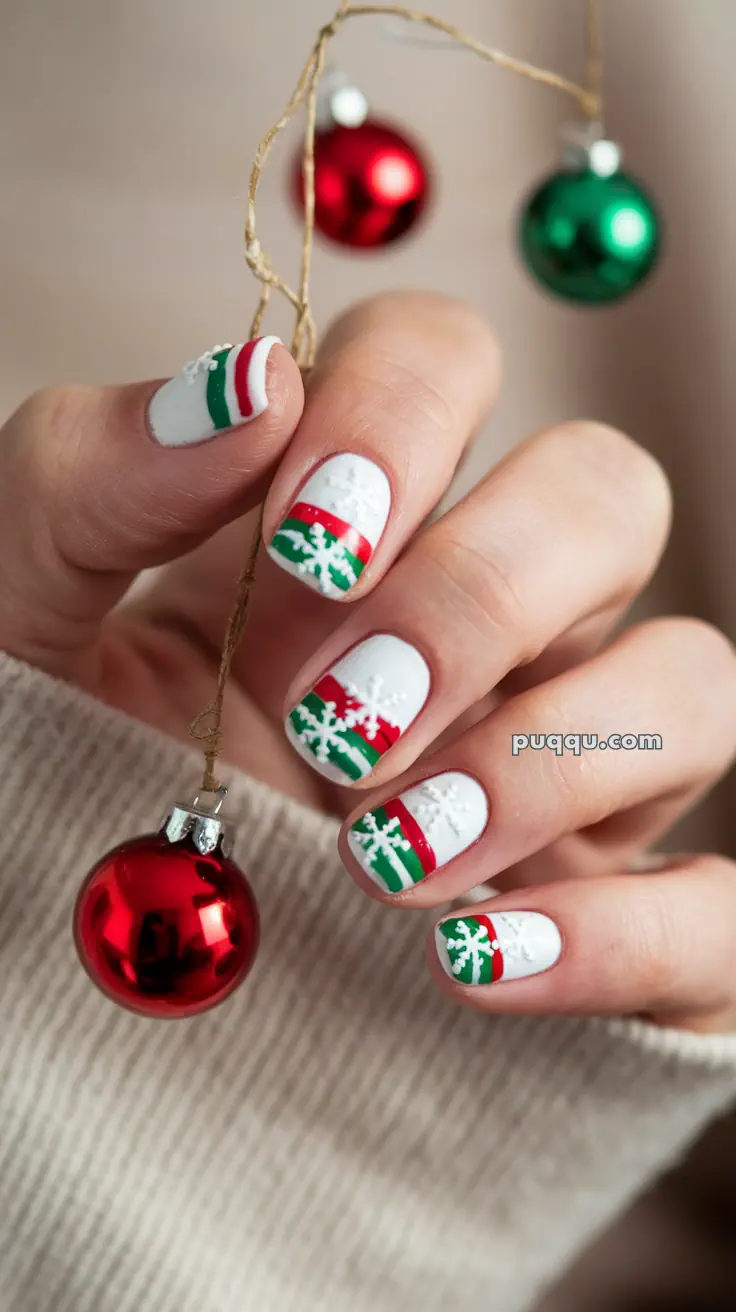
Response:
[74,832,259,1018]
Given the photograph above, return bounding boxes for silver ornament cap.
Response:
[315,66,369,130]
[561,121,622,177]
[163,786,233,857]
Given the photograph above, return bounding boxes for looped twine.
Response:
[188,0,603,795]
[189,707,224,795]
[245,238,272,283]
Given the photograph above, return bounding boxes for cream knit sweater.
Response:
[2,651,736,1312]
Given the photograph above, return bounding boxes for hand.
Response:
[1,294,735,1033]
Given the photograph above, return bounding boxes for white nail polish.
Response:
[347,771,488,893]
[435,911,562,986]
[267,453,391,597]
[149,336,280,446]
[286,634,430,783]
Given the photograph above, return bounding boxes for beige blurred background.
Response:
[2,5,736,1307]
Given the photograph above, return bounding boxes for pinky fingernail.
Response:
[435,912,562,986]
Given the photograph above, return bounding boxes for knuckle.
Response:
[686,853,736,884]
[336,290,496,346]
[498,688,600,811]
[8,385,86,449]
[627,616,736,770]
[649,615,736,687]
[321,339,460,460]
[368,349,461,438]
[1,386,103,575]
[538,421,673,553]
[319,292,499,441]
[622,886,682,1006]
[677,616,736,671]
[559,420,664,486]
[425,534,527,646]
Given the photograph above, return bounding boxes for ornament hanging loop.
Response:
[191,785,228,816]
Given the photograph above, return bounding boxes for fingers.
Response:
[286,421,671,787]
[429,857,736,1031]
[0,339,302,675]
[338,617,736,904]
[264,291,500,600]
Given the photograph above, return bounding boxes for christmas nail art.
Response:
[149,337,280,446]
[286,634,430,783]
[347,772,488,893]
[435,911,561,986]
[267,453,391,597]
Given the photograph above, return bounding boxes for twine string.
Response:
[189,505,265,793]
[584,0,604,122]
[190,0,602,792]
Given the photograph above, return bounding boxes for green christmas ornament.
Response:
[518,135,661,305]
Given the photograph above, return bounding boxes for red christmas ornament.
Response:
[294,118,431,249]
[73,792,259,1018]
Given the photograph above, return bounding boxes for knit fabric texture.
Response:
[1,652,736,1312]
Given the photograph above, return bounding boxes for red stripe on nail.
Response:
[474,914,504,982]
[234,339,259,418]
[288,502,373,565]
[313,674,401,755]
[383,798,436,875]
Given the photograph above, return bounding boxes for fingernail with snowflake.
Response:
[266,453,391,597]
[286,634,430,783]
[435,911,562,986]
[347,772,488,894]
[149,337,281,446]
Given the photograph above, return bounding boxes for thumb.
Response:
[0,337,302,675]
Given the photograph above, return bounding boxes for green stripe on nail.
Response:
[205,348,233,430]
[289,691,381,781]
[349,807,426,892]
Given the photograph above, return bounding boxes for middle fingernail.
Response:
[267,454,391,598]
[286,634,430,783]
[347,772,489,893]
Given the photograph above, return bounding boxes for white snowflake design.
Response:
[291,699,344,763]
[351,811,411,873]
[342,674,406,741]
[291,700,368,775]
[181,344,233,386]
[493,913,537,965]
[273,522,358,595]
[326,463,384,526]
[416,781,471,838]
[443,919,498,986]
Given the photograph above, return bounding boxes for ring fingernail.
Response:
[267,453,391,597]
[347,772,489,893]
[286,634,430,783]
[435,911,562,986]
[149,337,281,446]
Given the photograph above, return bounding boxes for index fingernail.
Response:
[267,453,391,597]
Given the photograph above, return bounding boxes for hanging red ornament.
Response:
[292,68,431,249]
[73,789,259,1018]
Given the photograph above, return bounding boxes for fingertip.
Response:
[263,340,305,435]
